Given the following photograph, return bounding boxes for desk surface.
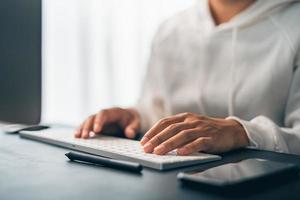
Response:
[1,131,300,200]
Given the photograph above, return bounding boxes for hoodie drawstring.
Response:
[228,27,238,116]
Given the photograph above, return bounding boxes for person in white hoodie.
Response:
[75,0,300,156]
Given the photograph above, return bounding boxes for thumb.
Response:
[124,119,140,139]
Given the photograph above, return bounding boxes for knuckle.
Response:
[167,123,178,131]
[156,119,164,125]
[185,139,208,153]
[182,129,195,140]
[178,130,194,141]
[194,126,204,133]
[199,138,210,150]
[187,120,196,125]
[180,130,190,135]
[192,120,203,126]
[186,131,196,140]
[153,135,163,144]
[185,143,196,152]
[164,141,175,149]
[182,113,199,122]
[199,138,207,146]
[158,118,170,126]
[182,112,192,117]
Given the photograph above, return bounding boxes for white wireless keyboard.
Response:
[20,127,221,170]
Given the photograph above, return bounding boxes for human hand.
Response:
[140,112,249,155]
[75,107,141,139]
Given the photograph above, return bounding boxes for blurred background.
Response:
[42,0,196,126]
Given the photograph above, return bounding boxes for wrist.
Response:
[229,119,250,148]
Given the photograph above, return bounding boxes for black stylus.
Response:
[65,152,143,172]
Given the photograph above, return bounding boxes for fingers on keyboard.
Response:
[75,115,95,139]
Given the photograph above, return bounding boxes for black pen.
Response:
[65,152,143,172]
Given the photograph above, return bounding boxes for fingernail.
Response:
[177,148,188,155]
[126,129,135,139]
[140,137,149,145]
[90,132,95,137]
[82,131,89,139]
[94,124,101,132]
[154,145,166,155]
[143,143,154,153]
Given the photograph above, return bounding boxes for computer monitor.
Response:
[0,0,41,124]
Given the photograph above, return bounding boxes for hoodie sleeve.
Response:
[228,61,300,154]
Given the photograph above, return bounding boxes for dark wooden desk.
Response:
[1,131,300,200]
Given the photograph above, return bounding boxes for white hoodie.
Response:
[136,0,300,155]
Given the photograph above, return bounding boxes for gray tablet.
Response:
[178,159,299,191]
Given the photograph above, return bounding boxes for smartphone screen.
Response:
[178,159,299,188]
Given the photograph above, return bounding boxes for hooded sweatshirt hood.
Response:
[198,0,299,31]
[197,0,300,116]
[136,0,300,154]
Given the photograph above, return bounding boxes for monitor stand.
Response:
[0,121,49,133]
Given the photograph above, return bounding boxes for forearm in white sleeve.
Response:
[228,64,300,155]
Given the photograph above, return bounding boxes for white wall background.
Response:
[42,0,196,126]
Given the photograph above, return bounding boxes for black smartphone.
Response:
[178,159,299,193]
